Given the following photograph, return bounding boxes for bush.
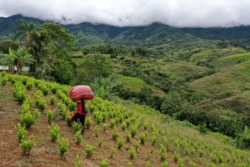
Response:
[16,123,27,142]
[99,158,109,167]
[72,122,82,132]
[117,137,124,149]
[237,126,250,149]
[50,95,56,105]
[13,82,26,104]
[20,135,35,155]
[47,110,55,123]
[20,110,40,128]
[49,123,60,142]
[58,137,69,157]
[75,130,83,145]
[85,144,95,158]
[129,147,136,159]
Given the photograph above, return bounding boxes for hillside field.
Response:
[0,73,249,167]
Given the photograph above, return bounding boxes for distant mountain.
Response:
[1,14,250,46]
[65,22,188,46]
[0,14,44,40]
[181,26,250,44]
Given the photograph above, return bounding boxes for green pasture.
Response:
[115,74,166,96]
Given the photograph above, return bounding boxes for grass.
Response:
[187,52,250,121]
[0,72,249,167]
[115,74,166,96]
[218,52,250,69]
[188,56,250,97]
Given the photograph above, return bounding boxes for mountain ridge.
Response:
[1,14,250,46]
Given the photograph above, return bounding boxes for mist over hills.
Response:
[1,14,250,46]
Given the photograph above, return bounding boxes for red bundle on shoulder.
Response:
[68,85,94,101]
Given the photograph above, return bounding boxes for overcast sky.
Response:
[0,0,250,27]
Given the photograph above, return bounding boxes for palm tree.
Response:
[8,47,35,74]
[14,19,50,77]
[14,19,38,47]
[0,52,15,73]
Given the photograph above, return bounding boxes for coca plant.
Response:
[58,136,69,157]
[20,135,36,156]
[20,109,40,128]
[34,90,46,111]
[49,123,60,142]
[16,123,28,142]
[75,130,83,145]
[13,81,26,104]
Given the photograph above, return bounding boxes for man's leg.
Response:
[80,116,86,134]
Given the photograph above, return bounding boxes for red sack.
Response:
[69,85,94,101]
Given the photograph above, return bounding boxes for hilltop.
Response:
[1,14,250,47]
[0,73,249,166]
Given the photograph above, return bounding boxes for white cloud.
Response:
[0,0,250,27]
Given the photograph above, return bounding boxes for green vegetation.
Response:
[0,16,250,166]
[49,123,60,142]
[0,73,249,166]
[20,135,35,155]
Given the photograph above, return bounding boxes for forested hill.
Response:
[181,26,250,45]
[1,14,250,47]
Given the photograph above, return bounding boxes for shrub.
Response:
[126,132,131,142]
[198,123,207,134]
[112,129,119,141]
[130,126,137,138]
[75,130,83,145]
[85,117,92,129]
[74,154,80,167]
[160,144,167,162]
[121,122,127,130]
[98,137,104,147]
[16,123,27,142]
[99,158,109,167]
[110,118,116,128]
[20,135,35,155]
[38,83,49,95]
[34,90,46,111]
[102,123,108,132]
[85,144,95,158]
[237,126,250,149]
[20,110,40,128]
[13,82,26,104]
[50,95,56,105]
[151,135,157,146]
[161,161,169,167]
[26,81,34,90]
[49,123,60,142]
[139,132,147,145]
[110,147,116,158]
[72,122,82,132]
[58,137,69,157]
[1,76,8,86]
[47,110,55,123]
[129,147,136,159]
[117,137,124,149]
[95,125,100,137]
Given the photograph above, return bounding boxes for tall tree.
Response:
[78,54,113,84]
[14,19,48,76]
[14,19,38,47]
[14,20,76,82]
[41,22,76,82]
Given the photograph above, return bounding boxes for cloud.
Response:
[0,0,250,27]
